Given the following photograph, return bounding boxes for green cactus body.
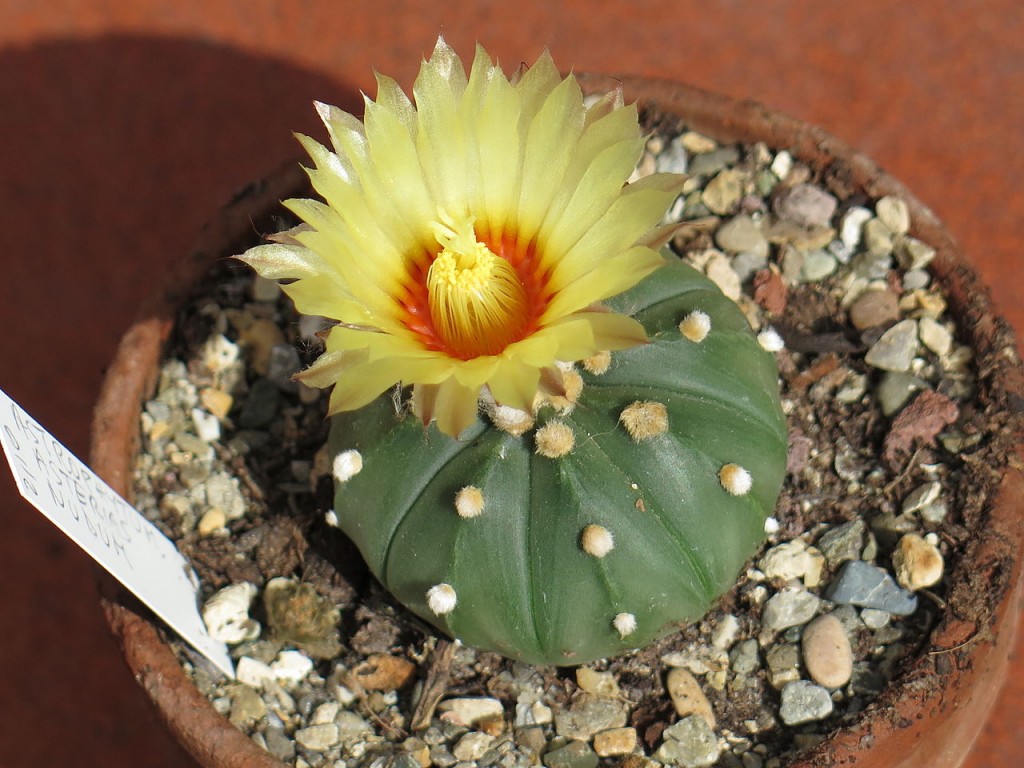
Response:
[328,259,787,665]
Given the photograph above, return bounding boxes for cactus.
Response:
[327,258,786,665]
[241,38,788,666]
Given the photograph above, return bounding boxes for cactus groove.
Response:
[328,258,788,665]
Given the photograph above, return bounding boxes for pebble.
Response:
[236,656,275,688]
[711,614,741,649]
[352,654,416,691]
[773,183,837,228]
[799,250,838,282]
[335,710,372,739]
[779,681,834,725]
[839,206,873,248]
[294,723,340,752]
[848,289,901,330]
[452,732,495,762]
[240,319,286,376]
[765,643,801,689]
[593,727,639,757]
[266,344,302,391]
[238,377,281,429]
[902,482,941,515]
[876,371,929,416]
[575,668,620,698]
[655,136,689,174]
[816,519,867,567]
[543,740,599,768]
[918,316,953,356]
[864,319,919,372]
[201,334,240,374]
[729,639,761,676]
[758,540,824,586]
[826,560,918,615]
[204,473,247,520]
[228,684,267,726]
[876,196,911,235]
[801,614,853,688]
[705,252,743,300]
[666,668,716,728]
[715,214,769,259]
[892,533,944,591]
[202,582,260,644]
[264,726,296,761]
[197,507,227,536]
[761,587,821,630]
[703,169,745,214]
[680,131,717,154]
[438,697,505,727]
[191,407,222,442]
[554,694,627,741]
[862,218,894,256]
[770,150,793,181]
[688,146,740,177]
[270,650,314,684]
[860,608,891,629]
[655,715,722,768]
[902,267,931,290]
[895,235,937,270]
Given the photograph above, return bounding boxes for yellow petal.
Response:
[541,246,666,321]
[487,358,541,413]
[432,376,481,437]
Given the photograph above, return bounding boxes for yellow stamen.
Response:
[427,211,529,358]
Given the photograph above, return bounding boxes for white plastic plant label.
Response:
[0,387,234,678]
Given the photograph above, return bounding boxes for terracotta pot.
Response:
[90,77,1024,768]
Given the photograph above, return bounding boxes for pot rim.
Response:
[90,76,1024,768]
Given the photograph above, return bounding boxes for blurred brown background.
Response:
[1,2,1021,766]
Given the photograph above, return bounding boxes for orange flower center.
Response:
[400,211,552,360]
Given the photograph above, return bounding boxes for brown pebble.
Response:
[801,613,853,689]
[753,268,787,314]
[351,653,416,691]
[849,289,901,330]
[882,390,959,469]
[594,727,639,757]
[665,668,716,728]
[892,533,944,591]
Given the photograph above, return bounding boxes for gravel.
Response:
[129,119,985,768]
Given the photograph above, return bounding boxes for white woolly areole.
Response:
[455,486,485,518]
[757,326,785,352]
[427,583,458,615]
[679,310,711,343]
[613,612,637,638]
[324,510,340,528]
[581,524,615,558]
[720,463,753,496]
[763,516,780,535]
[332,450,363,482]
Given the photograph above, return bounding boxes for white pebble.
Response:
[427,583,457,615]
[191,407,221,442]
[236,656,275,688]
[332,449,363,482]
[764,517,780,535]
[202,582,260,644]
[270,650,314,684]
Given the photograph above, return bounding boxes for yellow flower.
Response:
[241,37,684,437]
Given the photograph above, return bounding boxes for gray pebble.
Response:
[655,136,689,175]
[773,184,837,228]
[294,723,340,752]
[766,643,801,689]
[902,267,931,290]
[688,146,740,177]
[779,681,834,725]
[715,214,769,259]
[851,251,893,280]
[875,196,910,235]
[876,371,929,416]
[799,250,838,282]
[703,169,745,214]
[825,560,918,615]
[816,519,867,568]
[863,218,894,256]
[730,639,761,676]
[543,740,599,768]
[264,726,296,761]
[656,715,722,768]
[238,377,281,428]
[266,344,301,392]
[761,587,821,630]
[553,693,627,740]
[895,235,936,270]
[860,608,891,629]
[864,320,918,372]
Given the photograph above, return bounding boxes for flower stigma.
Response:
[426,210,530,359]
